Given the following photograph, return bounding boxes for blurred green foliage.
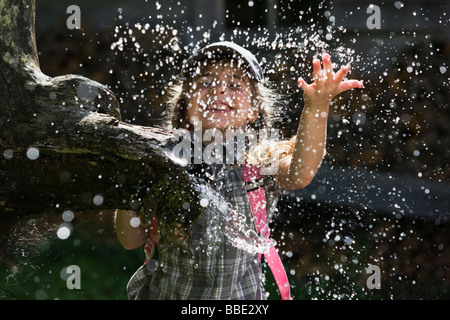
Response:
[0,212,142,300]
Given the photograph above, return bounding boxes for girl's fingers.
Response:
[337,80,364,94]
[322,53,333,81]
[312,58,321,81]
[298,77,314,94]
[299,55,363,100]
[334,65,350,84]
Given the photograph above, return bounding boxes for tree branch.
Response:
[0,0,178,223]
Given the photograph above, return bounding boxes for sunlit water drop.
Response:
[57,224,71,240]
[26,147,39,160]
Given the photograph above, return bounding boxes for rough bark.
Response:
[0,0,178,259]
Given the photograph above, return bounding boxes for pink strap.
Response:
[243,164,292,300]
[266,246,292,300]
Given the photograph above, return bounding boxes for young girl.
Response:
[115,41,363,300]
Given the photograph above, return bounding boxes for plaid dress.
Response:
[126,154,286,300]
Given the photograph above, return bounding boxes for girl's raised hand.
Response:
[298,53,363,107]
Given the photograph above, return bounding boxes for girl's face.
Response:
[185,61,257,132]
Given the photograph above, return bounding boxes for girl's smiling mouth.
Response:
[205,101,234,112]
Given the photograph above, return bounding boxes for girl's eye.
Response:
[196,77,212,87]
[229,82,242,89]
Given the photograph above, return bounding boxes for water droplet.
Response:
[57,224,71,240]
[77,83,98,101]
[394,1,404,9]
[62,210,74,222]
[26,147,39,160]
[93,194,104,206]
[130,217,141,228]
[200,198,209,207]
[35,289,48,300]
[3,149,13,160]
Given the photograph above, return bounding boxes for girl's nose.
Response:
[210,82,227,95]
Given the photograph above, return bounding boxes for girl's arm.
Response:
[274,53,363,191]
[114,210,148,250]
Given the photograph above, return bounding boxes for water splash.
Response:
[187,172,274,255]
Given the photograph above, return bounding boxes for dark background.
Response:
[1,0,449,300]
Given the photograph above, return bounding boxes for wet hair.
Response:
[164,58,296,165]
